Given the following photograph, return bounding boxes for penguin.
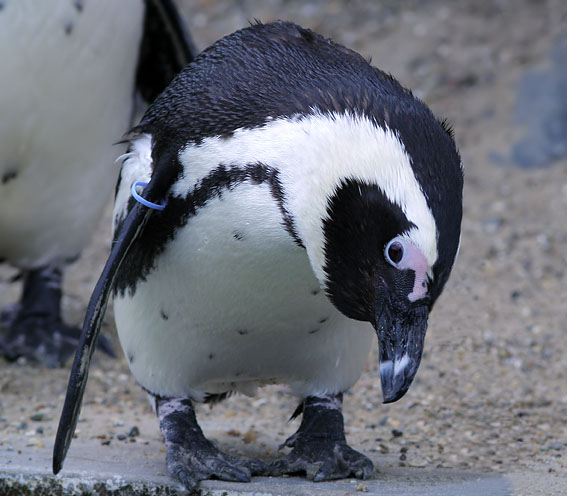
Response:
[0,0,196,367]
[53,21,463,491]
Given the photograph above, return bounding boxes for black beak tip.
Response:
[381,387,409,404]
[380,378,411,404]
[379,359,417,404]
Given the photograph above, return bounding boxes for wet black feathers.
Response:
[135,21,416,147]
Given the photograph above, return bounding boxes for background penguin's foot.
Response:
[269,394,374,481]
[0,316,115,368]
[156,396,268,492]
[0,266,114,367]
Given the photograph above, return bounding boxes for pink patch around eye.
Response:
[397,243,429,302]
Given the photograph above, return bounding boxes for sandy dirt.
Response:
[1,0,566,494]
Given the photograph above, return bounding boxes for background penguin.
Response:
[0,0,196,367]
[53,21,463,491]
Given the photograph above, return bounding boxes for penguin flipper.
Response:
[136,0,198,103]
[53,147,179,475]
[52,201,152,474]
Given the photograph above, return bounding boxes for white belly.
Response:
[114,181,375,400]
[0,0,143,267]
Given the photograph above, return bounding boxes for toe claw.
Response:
[221,465,251,483]
[175,469,199,493]
[267,460,284,476]
[243,458,269,476]
[268,459,293,477]
[310,463,326,481]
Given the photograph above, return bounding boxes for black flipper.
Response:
[53,148,177,475]
[136,0,198,103]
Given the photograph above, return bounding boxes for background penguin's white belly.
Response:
[114,182,375,399]
[0,0,143,268]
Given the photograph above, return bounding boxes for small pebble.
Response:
[407,456,429,468]
[243,429,258,444]
[128,426,140,438]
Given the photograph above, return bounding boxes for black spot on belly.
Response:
[127,351,135,364]
[309,328,320,334]
[233,231,245,241]
[64,254,80,265]
[319,317,328,324]
[208,353,214,360]
[74,0,84,12]
[64,20,73,35]
[311,288,320,296]
[1,170,18,185]
[236,329,249,335]
[160,310,169,320]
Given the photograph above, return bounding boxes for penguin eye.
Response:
[385,239,405,266]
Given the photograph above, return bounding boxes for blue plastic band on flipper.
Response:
[131,181,166,210]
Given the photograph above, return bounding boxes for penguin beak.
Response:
[374,299,429,404]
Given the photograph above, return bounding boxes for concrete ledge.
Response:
[1,440,511,496]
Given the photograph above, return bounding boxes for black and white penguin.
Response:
[54,21,463,491]
[0,0,196,366]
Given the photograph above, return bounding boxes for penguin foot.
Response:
[0,265,115,367]
[269,394,374,481]
[0,315,114,368]
[0,303,22,328]
[157,396,268,492]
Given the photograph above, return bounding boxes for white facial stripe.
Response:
[176,111,437,284]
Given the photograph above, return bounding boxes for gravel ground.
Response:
[1,1,566,494]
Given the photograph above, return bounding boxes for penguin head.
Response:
[308,111,463,404]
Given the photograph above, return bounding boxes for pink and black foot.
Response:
[0,266,115,367]
[270,394,373,481]
[156,396,268,492]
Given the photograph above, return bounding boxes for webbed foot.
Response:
[156,396,268,492]
[0,266,114,367]
[269,394,374,481]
